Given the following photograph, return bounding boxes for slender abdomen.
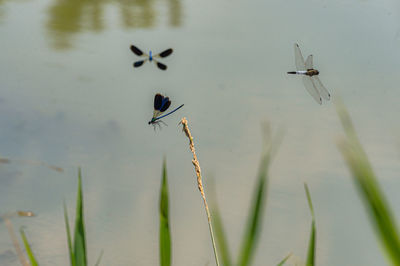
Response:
[287,71,307,75]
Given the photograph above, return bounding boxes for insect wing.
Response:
[294,43,306,71]
[160,99,171,112]
[154,94,164,110]
[302,76,322,104]
[152,94,165,120]
[157,48,173,58]
[153,110,162,119]
[305,55,313,70]
[312,76,330,100]
[133,60,146,68]
[155,60,167,70]
[130,45,144,56]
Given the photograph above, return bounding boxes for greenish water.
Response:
[0,0,399,265]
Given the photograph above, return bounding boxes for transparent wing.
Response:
[294,43,306,71]
[153,110,162,119]
[312,76,330,100]
[302,76,322,104]
[305,55,313,69]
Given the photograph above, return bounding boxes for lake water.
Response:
[0,0,400,265]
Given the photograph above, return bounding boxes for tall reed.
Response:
[180,117,220,266]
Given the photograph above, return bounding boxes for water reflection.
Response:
[0,0,5,22]
[167,0,181,26]
[46,0,182,49]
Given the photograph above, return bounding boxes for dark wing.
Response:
[160,98,171,112]
[158,48,173,58]
[133,60,146,68]
[130,45,144,56]
[156,61,167,70]
[154,94,164,110]
[160,101,171,112]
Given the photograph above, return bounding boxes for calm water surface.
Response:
[0,0,400,265]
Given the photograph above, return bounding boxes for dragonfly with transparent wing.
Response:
[287,43,331,104]
[130,45,173,70]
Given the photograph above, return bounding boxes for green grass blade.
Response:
[74,168,87,266]
[237,124,282,266]
[208,177,232,266]
[337,103,400,264]
[94,250,104,266]
[19,227,39,266]
[304,184,314,219]
[211,202,232,266]
[276,252,292,266]
[159,159,171,266]
[306,221,316,266]
[237,152,271,266]
[64,201,75,266]
[304,183,316,266]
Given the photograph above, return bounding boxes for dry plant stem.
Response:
[3,217,29,266]
[180,117,220,266]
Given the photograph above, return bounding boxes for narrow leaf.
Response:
[64,201,75,266]
[94,250,104,266]
[74,168,87,266]
[211,204,232,266]
[237,124,282,266]
[208,177,232,266]
[159,159,171,266]
[238,152,270,266]
[337,103,400,264]
[304,183,316,266]
[276,252,292,266]
[19,227,39,266]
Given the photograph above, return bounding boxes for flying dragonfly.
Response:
[287,43,331,104]
[130,45,173,70]
[149,93,184,129]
